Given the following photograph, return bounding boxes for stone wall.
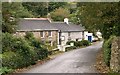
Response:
[16,31,58,47]
[110,37,120,72]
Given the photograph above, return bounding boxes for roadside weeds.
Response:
[95,48,110,73]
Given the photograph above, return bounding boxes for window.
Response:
[68,32,70,36]
[68,32,71,41]
[40,31,44,37]
[48,31,52,37]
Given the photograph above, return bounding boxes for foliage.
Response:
[66,40,90,47]
[2,33,48,70]
[22,2,67,17]
[0,67,13,75]
[101,3,120,39]
[50,7,70,21]
[25,32,34,40]
[103,36,115,66]
[75,41,83,47]
[24,32,48,59]
[2,33,15,52]
[48,2,68,12]
[66,40,76,46]
[81,40,90,46]
[2,2,33,33]
[65,46,77,52]
[2,51,23,69]
[71,2,120,39]
[22,2,48,17]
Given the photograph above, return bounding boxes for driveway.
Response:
[23,41,103,73]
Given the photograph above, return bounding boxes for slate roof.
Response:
[18,19,57,31]
[51,22,85,32]
[18,18,85,32]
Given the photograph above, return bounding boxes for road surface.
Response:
[23,41,103,73]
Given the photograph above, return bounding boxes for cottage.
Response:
[17,18,86,51]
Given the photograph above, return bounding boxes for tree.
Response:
[71,2,120,39]
[22,2,48,17]
[22,2,67,17]
[50,7,70,21]
[2,2,33,33]
[48,2,67,12]
[101,2,119,39]
[70,3,104,32]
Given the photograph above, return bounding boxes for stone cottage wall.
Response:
[16,31,58,47]
[110,37,120,72]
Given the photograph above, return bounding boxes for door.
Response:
[88,36,92,42]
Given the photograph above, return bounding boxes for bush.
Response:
[103,36,115,66]
[12,38,37,66]
[2,33,16,53]
[37,48,48,60]
[81,40,90,46]
[65,46,77,52]
[2,51,23,69]
[66,40,76,46]
[75,41,83,47]
[0,67,13,75]
[26,36,48,60]
[2,33,48,70]
[25,32,34,40]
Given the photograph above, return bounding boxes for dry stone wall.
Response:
[110,37,120,72]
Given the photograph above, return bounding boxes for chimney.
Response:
[64,18,69,24]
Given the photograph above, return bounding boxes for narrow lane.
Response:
[23,42,103,73]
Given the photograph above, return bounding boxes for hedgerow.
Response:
[103,36,115,66]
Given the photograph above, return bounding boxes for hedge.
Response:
[80,40,90,46]
[65,46,77,52]
[66,40,90,47]
[66,41,76,46]
[103,36,115,66]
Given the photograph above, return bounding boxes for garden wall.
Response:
[110,37,120,72]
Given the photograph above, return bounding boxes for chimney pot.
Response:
[64,18,69,24]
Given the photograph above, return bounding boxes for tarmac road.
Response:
[23,41,103,73]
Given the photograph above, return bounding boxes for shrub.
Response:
[0,67,13,75]
[2,33,16,53]
[65,46,77,52]
[2,51,23,69]
[25,32,34,40]
[81,40,90,46]
[37,48,48,60]
[66,40,76,46]
[26,36,48,60]
[2,33,48,69]
[103,36,115,66]
[75,41,83,47]
[14,38,38,66]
